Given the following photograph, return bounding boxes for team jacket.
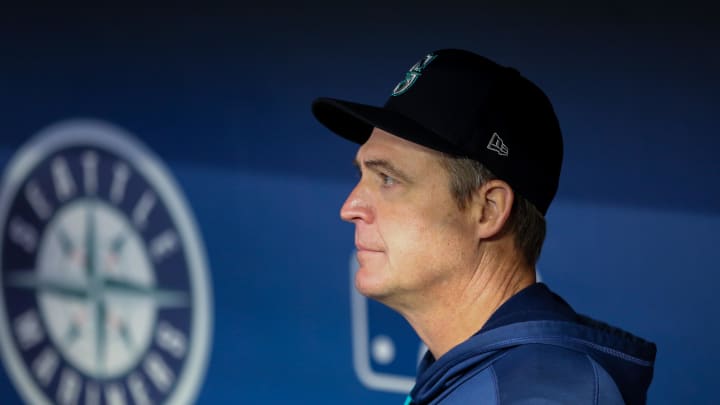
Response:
[406,283,657,405]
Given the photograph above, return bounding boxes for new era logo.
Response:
[487,132,509,157]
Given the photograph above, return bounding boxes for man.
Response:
[312,49,656,404]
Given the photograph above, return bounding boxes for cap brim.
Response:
[311,97,464,156]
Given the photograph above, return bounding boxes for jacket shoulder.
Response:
[437,344,624,404]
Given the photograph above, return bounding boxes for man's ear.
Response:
[475,179,514,239]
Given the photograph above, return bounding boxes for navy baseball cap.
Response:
[312,49,563,215]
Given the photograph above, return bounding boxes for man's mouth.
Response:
[355,241,383,253]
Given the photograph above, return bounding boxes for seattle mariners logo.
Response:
[391,53,437,96]
[0,120,212,404]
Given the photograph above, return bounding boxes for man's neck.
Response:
[398,255,536,360]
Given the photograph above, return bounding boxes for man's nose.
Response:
[340,184,373,223]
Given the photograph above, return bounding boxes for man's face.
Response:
[341,128,479,308]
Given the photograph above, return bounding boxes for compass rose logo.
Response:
[0,120,212,405]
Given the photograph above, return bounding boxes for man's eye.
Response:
[380,173,397,186]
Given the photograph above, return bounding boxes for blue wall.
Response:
[0,2,718,403]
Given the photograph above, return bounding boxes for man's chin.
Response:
[354,272,412,315]
[354,266,392,300]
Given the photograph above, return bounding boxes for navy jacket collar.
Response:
[412,283,657,404]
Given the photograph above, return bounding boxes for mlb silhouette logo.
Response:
[349,251,426,394]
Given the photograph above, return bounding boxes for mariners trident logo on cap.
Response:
[391,53,437,96]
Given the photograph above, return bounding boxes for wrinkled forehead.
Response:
[357,128,443,162]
